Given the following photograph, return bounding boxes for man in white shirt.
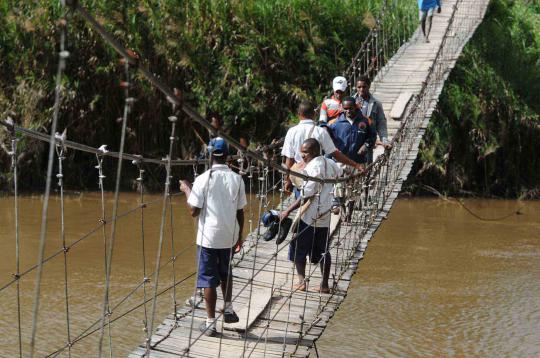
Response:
[281,100,364,193]
[180,137,247,336]
[279,138,342,293]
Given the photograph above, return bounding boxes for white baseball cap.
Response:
[332,76,347,92]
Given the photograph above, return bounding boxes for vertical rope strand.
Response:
[167,112,179,322]
[55,137,72,358]
[241,163,266,356]
[146,114,177,354]
[28,8,68,357]
[95,151,114,358]
[97,59,132,358]
[135,162,150,342]
[185,159,215,355]
[263,170,286,356]
[8,123,23,358]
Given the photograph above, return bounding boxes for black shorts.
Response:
[288,220,330,264]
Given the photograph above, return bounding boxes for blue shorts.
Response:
[419,7,434,19]
[293,186,301,199]
[288,220,330,264]
[196,246,232,288]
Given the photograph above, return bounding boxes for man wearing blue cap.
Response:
[180,137,247,336]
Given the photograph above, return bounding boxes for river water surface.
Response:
[317,198,540,357]
[0,195,538,357]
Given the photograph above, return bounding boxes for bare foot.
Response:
[292,283,306,292]
[317,287,331,294]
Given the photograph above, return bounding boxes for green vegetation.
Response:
[408,0,540,198]
[0,0,415,191]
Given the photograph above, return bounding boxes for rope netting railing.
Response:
[0,0,488,356]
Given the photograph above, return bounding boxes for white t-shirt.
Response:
[300,156,342,228]
[187,164,247,249]
[281,119,337,163]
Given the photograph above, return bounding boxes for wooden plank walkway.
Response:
[132,0,489,356]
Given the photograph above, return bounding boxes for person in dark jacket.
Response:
[328,96,377,166]
[353,76,390,163]
[327,96,376,221]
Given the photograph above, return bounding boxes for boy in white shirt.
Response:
[279,138,342,293]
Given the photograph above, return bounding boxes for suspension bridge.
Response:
[1,0,489,357]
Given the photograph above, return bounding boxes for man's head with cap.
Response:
[208,137,229,162]
[332,76,348,100]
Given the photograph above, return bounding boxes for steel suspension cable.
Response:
[28,7,69,356]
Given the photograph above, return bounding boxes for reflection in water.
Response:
[317,198,540,357]
[1,195,539,357]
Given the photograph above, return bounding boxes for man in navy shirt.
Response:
[328,96,377,166]
[327,96,376,221]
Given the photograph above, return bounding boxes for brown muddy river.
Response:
[1,195,539,357]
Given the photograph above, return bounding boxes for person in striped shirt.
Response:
[319,76,348,125]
